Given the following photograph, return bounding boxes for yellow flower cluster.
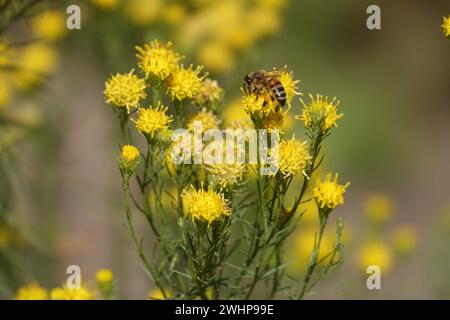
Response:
[136,40,183,80]
[194,78,223,105]
[50,285,96,300]
[297,94,343,132]
[134,105,173,137]
[15,283,48,300]
[279,66,301,107]
[242,92,277,116]
[31,10,67,42]
[276,137,311,177]
[166,65,205,101]
[313,173,349,210]
[104,70,147,112]
[206,163,246,189]
[187,109,221,131]
[442,15,450,38]
[182,186,231,225]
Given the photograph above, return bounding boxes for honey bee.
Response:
[243,69,286,108]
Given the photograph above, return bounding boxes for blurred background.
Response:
[0,0,449,299]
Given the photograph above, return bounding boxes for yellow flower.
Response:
[296,94,343,132]
[442,15,450,38]
[136,40,182,80]
[222,98,249,126]
[16,283,48,300]
[260,110,289,132]
[163,4,186,25]
[148,289,172,300]
[91,0,119,10]
[187,109,221,131]
[247,6,281,38]
[313,173,349,210]
[182,185,232,225]
[197,41,234,73]
[358,241,393,274]
[0,75,12,108]
[104,70,146,112]
[279,66,300,106]
[194,78,223,105]
[292,229,334,271]
[32,10,67,41]
[206,163,246,189]
[166,65,205,101]
[242,91,277,116]
[392,226,417,256]
[13,43,58,88]
[275,137,311,178]
[96,269,114,284]
[363,193,393,224]
[125,0,161,26]
[50,285,96,300]
[134,105,173,137]
[121,144,140,163]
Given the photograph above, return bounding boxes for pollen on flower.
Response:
[279,66,300,106]
[194,78,223,105]
[166,65,205,101]
[136,40,183,80]
[313,173,349,210]
[260,110,285,132]
[242,91,277,116]
[275,136,311,178]
[442,15,450,38]
[187,109,221,131]
[15,283,48,300]
[104,69,147,112]
[134,105,173,137]
[296,94,343,132]
[182,185,231,225]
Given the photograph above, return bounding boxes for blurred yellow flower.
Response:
[91,0,119,10]
[148,289,172,300]
[0,75,12,108]
[50,285,96,300]
[313,173,349,210]
[442,15,450,38]
[363,193,393,224]
[294,229,334,270]
[104,70,146,112]
[134,105,172,137]
[222,98,248,126]
[187,109,221,131]
[163,3,187,25]
[166,65,205,101]
[194,78,223,105]
[16,283,48,300]
[297,94,343,132]
[197,41,234,73]
[182,185,231,225]
[32,10,67,41]
[357,241,393,274]
[125,0,161,26]
[136,40,183,80]
[247,6,281,38]
[275,137,311,178]
[392,226,417,255]
[96,269,114,285]
[13,43,58,88]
